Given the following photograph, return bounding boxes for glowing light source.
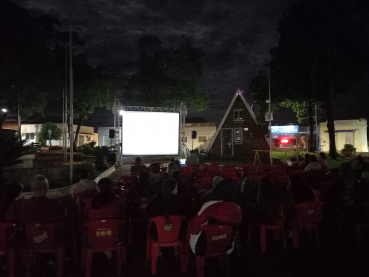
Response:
[1,108,7,113]
[122,111,179,155]
[235,89,244,95]
[119,110,124,115]
[281,139,289,144]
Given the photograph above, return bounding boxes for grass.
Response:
[200,151,353,169]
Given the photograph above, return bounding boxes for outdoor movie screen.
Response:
[122,111,179,155]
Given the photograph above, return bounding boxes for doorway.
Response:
[221,128,233,156]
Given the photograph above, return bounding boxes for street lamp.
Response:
[1,108,7,113]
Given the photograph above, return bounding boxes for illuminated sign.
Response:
[271,125,299,134]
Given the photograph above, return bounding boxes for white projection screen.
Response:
[122,111,179,155]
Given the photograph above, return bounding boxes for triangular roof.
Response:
[207,93,258,151]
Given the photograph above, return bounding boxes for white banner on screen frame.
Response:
[121,111,179,155]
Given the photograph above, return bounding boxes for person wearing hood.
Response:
[84,178,124,222]
[188,178,242,256]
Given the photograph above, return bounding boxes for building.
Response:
[184,122,216,151]
[98,127,121,147]
[320,119,368,152]
[207,91,268,158]
[17,123,98,147]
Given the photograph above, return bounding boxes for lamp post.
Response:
[48,129,52,146]
[0,108,7,130]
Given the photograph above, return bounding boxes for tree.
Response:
[72,55,124,150]
[129,39,209,111]
[0,0,66,120]
[39,122,62,146]
[252,0,369,158]
[0,130,35,177]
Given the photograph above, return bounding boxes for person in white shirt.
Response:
[303,155,321,173]
[70,170,97,198]
[185,151,199,165]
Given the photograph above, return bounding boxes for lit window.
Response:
[233,109,244,121]
[198,136,206,142]
[234,128,243,142]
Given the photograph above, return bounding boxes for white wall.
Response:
[21,123,98,147]
[184,123,216,151]
[320,119,368,152]
[98,127,121,147]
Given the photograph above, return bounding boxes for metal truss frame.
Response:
[112,100,187,166]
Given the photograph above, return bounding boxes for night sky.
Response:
[15,0,299,127]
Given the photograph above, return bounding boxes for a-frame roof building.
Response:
[207,90,268,158]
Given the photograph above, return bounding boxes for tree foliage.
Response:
[250,0,369,157]
[129,39,209,111]
[39,122,62,146]
[0,0,66,118]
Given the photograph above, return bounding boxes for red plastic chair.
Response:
[290,169,303,175]
[24,223,64,277]
[210,161,220,169]
[197,171,215,179]
[82,219,125,277]
[292,202,322,248]
[193,225,234,277]
[128,197,151,244]
[146,216,185,275]
[259,205,286,252]
[260,164,273,172]
[182,166,193,179]
[0,223,16,277]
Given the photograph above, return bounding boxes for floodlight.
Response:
[1,108,7,113]
[119,110,124,115]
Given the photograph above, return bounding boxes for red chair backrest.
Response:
[161,167,167,172]
[150,216,183,244]
[131,171,140,176]
[240,164,253,171]
[197,172,214,179]
[290,170,303,175]
[25,223,59,249]
[294,202,322,227]
[0,223,14,253]
[210,161,220,169]
[195,177,213,185]
[182,166,193,177]
[200,225,233,255]
[85,219,122,251]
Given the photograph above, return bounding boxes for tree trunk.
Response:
[73,114,85,151]
[326,88,337,159]
[326,41,337,159]
[308,100,315,152]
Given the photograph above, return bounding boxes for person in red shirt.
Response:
[83,178,124,222]
[188,179,242,256]
[6,175,66,224]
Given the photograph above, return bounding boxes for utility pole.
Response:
[69,20,74,184]
[267,58,273,165]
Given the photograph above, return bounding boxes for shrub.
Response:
[341,144,356,152]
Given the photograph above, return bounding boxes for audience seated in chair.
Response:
[299,154,311,169]
[0,182,23,222]
[288,175,319,204]
[6,175,66,224]
[70,170,97,198]
[130,157,147,173]
[304,155,321,173]
[128,171,155,200]
[188,178,242,255]
[146,180,186,241]
[186,151,199,166]
[172,171,190,195]
[256,177,285,225]
[166,162,177,180]
[83,178,124,222]
[319,152,328,170]
[201,176,223,202]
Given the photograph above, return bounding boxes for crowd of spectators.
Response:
[1,153,369,275]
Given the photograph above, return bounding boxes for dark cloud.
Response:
[15,0,299,125]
